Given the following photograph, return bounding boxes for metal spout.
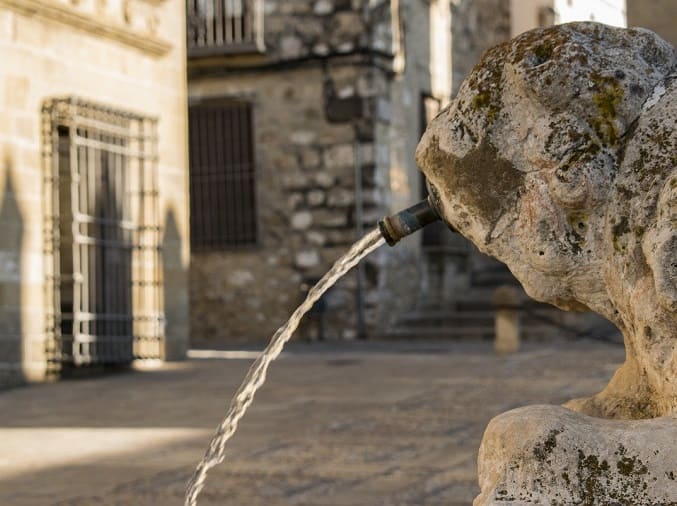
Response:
[378,196,441,246]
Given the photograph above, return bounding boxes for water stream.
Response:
[185,228,385,505]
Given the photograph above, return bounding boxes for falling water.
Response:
[185,228,385,506]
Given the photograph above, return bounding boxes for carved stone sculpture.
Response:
[416,22,676,503]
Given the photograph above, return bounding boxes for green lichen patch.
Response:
[589,72,624,145]
[508,26,569,66]
[591,73,624,118]
[464,42,509,122]
[533,40,554,64]
[567,212,587,231]
[463,26,570,122]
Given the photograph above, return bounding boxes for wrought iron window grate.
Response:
[189,99,258,250]
[187,0,264,56]
[43,97,164,371]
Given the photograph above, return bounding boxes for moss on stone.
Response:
[533,40,554,63]
[589,72,624,145]
[472,91,492,110]
[419,136,524,241]
[568,212,587,231]
[612,215,630,251]
[591,73,624,118]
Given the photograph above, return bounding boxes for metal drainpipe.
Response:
[354,132,367,339]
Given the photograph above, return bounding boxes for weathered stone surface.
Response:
[313,0,333,16]
[187,0,452,344]
[323,143,354,169]
[291,211,313,230]
[416,21,676,504]
[418,22,677,420]
[306,230,326,246]
[314,171,336,188]
[301,148,321,169]
[295,249,321,269]
[226,269,255,288]
[326,187,354,207]
[475,405,677,505]
[289,130,317,145]
[287,192,304,210]
[279,34,305,59]
[306,189,325,207]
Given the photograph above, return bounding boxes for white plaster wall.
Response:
[553,0,626,27]
[511,0,626,37]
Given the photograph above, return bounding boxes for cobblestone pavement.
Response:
[0,340,624,506]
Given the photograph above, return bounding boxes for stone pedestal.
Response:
[475,405,677,505]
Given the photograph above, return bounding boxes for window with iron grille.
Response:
[187,0,264,56]
[189,100,258,250]
[43,97,164,371]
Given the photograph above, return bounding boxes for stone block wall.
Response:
[0,0,190,386]
[188,0,448,343]
[189,64,392,343]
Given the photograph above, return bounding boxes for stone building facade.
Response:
[0,0,190,387]
[189,0,675,344]
[188,0,452,343]
[188,0,644,345]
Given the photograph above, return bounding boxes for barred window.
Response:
[43,97,163,369]
[189,100,258,250]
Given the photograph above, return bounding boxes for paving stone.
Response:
[0,340,623,505]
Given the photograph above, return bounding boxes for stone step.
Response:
[470,270,520,288]
[386,326,494,339]
[389,302,564,340]
[397,314,556,330]
[386,323,556,340]
[398,310,495,327]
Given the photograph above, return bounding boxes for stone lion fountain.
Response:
[416,22,676,504]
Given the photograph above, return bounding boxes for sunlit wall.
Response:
[511,0,626,37]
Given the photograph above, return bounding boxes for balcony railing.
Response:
[187,0,263,57]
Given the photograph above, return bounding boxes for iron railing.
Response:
[187,0,264,57]
[43,98,164,371]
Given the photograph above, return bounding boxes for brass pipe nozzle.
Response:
[378,197,441,246]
